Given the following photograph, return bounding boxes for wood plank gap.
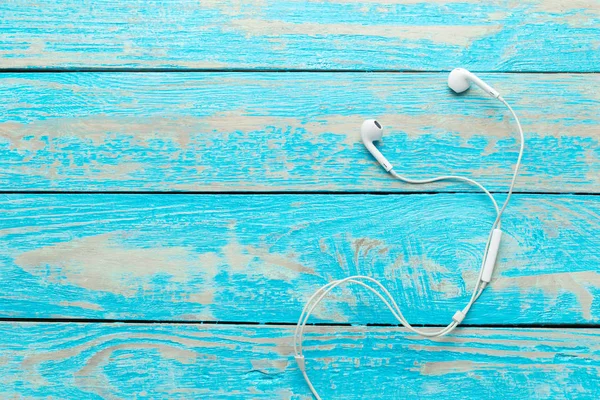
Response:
[2,318,599,329]
[0,191,596,196]
[2,69,600,74]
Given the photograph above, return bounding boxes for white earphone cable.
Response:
[294,95,524,400]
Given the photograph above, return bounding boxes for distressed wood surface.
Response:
[1,73,598,193]
[1,1,600,71]
[0,322,598,399]
[2,1,599,397]
[1,194,598,324]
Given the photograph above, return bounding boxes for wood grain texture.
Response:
[1,0,599,71]
[0,322,598,399]
[1,194,598,324]
[1,73,598,192]
[2,1,598,397]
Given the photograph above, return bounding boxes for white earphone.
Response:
[294,68,525,399]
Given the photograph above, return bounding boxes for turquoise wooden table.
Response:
[1,1,599,398]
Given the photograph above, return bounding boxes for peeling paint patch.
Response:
[14,232,198,296]
[494,271,600,321]
[419,360,481,376]
[58,301,103,311]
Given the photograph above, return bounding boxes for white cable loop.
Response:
[294,96,524,399]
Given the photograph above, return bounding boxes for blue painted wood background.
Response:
[0,1,599,398]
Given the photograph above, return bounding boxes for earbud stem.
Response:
[365,142,393,172]
[469,73,501,98]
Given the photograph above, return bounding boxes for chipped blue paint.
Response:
[0,323,598,399]
[0,194,597,324]
[0,73,598,192]
[1,1,599,71]
[1,1,599,397]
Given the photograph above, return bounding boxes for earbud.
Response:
[448,68,501,99]
[361,119,393,171]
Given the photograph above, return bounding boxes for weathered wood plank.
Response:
[0,73,598,192]
[1,0,599,71]
[0,323,598,399]
[0,194,598,324]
